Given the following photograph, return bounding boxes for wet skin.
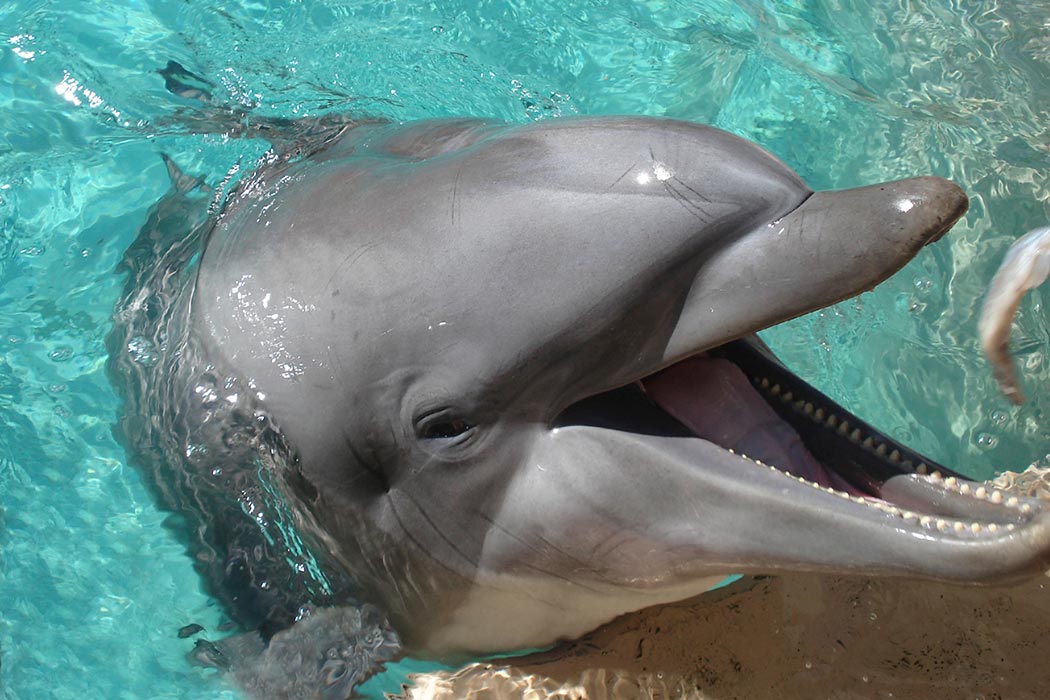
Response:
[112,116,1050,661]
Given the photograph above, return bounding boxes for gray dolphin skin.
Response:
[110,115,1050,684]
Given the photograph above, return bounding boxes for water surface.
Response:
[2,1,1049,698]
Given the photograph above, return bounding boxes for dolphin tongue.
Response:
[642,356,862,496]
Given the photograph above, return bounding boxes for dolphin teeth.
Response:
[916,462,928,474]
[803,402,814,415]
[814,408,826,421]
[929,470,943,481]
[975,486,987,499]
[944,476,957,488]
[1022,503,1033,515]
[850,428,862,442]
[826,414,838,428]
[794,398,805,410]
[953,521,966,534]
[1007,523,1017,532]
[759,377,770,389]
[782,390,793,402]
[959,483,972,496]
[862,436,874,449]
[901,510,917,520]
[1007,496,1019,508]
[988,523,1000,533]
[971,523,982,535]
[875,443,887,457]
[889,449,901,463]
[936,519,949,532]
[919,515,932,527]
[770,384,781,396]
[990,490,1003,504]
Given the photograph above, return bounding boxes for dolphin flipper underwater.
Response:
[108,88,1050,696]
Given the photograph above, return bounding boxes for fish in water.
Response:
[108,104,1050,697]
[980,224,1050,404]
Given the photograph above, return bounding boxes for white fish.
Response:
[979,225,1050,404]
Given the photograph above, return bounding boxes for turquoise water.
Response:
[2,1,1049,698]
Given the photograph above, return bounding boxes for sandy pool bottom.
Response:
[399,573,1049,700]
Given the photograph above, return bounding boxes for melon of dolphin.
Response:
[111,116,1050,665]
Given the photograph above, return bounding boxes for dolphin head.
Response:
[192,117,1050,655]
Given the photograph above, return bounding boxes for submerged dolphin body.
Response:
[110,116,1050,680]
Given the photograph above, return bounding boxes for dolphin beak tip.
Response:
[911,176,969,245]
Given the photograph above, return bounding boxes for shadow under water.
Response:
[400,469,1050,700]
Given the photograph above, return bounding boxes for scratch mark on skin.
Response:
[324,239,380,294]
[588,528,630,562]
[387,492,470,583]
[671,175,712,204]
[450,163,464,225]
[476,512,600,583]
[642,145,711,222]
[605,161,638,193]
[663,179,711,223]
[477,512,602,593]
[404,491,480,571]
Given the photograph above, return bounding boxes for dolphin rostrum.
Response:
[109,115,1050,681]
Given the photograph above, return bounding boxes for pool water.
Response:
[1,1,1049,698]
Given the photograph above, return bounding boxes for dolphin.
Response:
[109,115,1050,680]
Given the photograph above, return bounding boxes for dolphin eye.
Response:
[421,419,472,440]
[415,409,475,442]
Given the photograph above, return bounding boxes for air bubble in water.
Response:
[48,346,73,362]
[976,432,999,449]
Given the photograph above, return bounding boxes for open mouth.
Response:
[557,336,1041,544]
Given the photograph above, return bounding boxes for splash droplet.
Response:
[126,336,159,367]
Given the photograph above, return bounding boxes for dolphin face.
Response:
[188,117,1050,654]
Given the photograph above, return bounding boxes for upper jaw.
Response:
[659,176,969,365]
